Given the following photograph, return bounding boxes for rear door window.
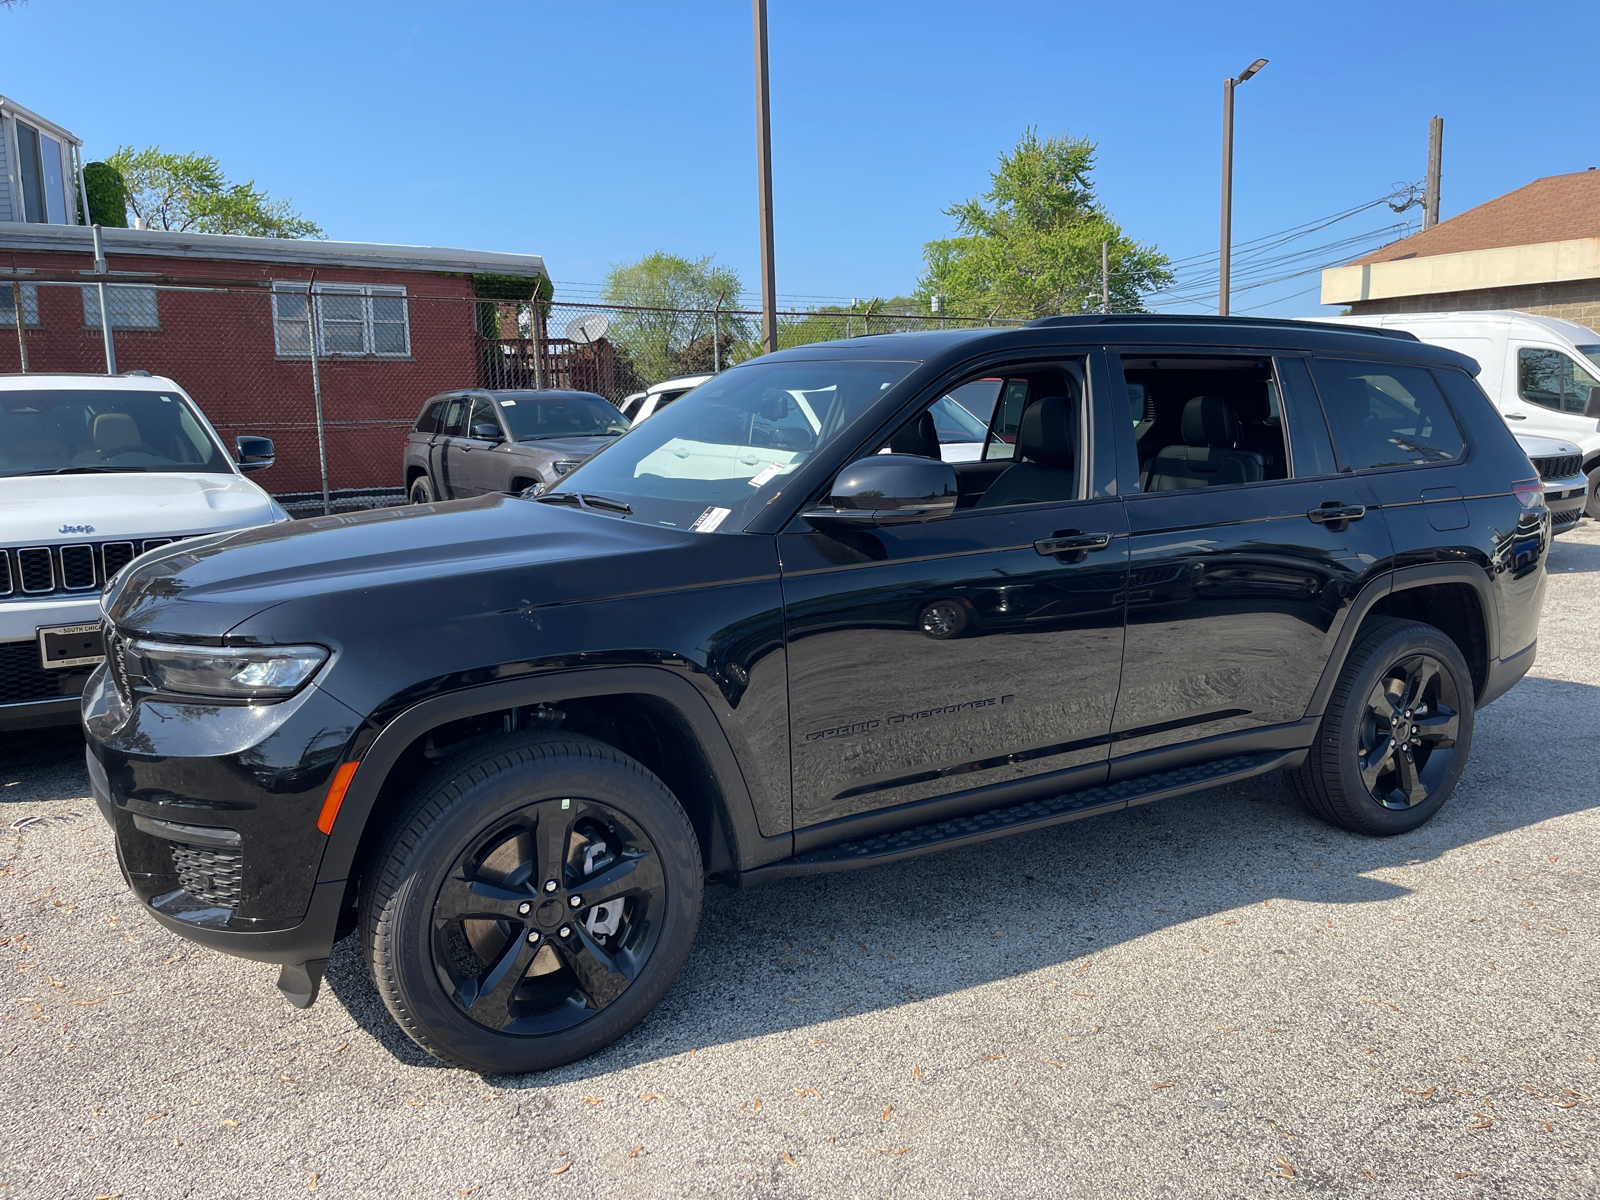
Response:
[1310,359,1465,470]
[440,397,469,438]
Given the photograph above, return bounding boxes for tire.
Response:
[1288,617,1475,836]
[409,475,436,505]
[362,732,703,1073]
[1586,467,1600,520]
[919,599,969,639]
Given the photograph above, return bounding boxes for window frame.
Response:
[270,281,412,360]
[1307,354,1468,475]
[1108,347,1300,497]
[0,282,42,328]
[81,284,161,331]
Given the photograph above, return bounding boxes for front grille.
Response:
[0,640,92,706]
[170,843,243,909]
[18,548,53,592]
[0,536,199,601]
[1531,453,1582,482]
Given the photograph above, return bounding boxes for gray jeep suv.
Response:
[404,389,629,502]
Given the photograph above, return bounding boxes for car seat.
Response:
[974,396,1077,507]
[74,412,143,462]
[887,410,941,458]
[1140,396,1265,491]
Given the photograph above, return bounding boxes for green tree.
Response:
[916,128,1171,319]
[601,252,748,383]
[105,145,322,238]
[81,162,129,227]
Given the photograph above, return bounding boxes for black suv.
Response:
[84,316,1550,1073]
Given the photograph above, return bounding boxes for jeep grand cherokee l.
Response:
[84,315,1549,1074]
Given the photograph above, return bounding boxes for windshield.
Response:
[544,359,917,531]
[1577,344,1600,376]
[497,393,629,440]
[0,389,232,478]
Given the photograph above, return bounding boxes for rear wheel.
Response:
[1289,618,1474,835]
[362,732,703,1073]
[409,475,436,505]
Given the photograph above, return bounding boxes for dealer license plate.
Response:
[37,622,107,670]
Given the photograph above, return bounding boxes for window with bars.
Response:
[272,282,411,358]
[81,286,161,329]
[0,283,41,328]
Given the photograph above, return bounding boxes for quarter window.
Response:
[1518,347,1599,414]
[1311,359,1464,470]
[415,400,448,434]
[271,282,411,358]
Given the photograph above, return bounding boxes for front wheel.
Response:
[1289,618,1475,835]
[362,733,703,1073]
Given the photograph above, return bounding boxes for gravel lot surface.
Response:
[3,525,1597,1200]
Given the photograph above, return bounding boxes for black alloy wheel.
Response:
[1289,617,1475,835]
[920,599,968,639]
[432,798,665,1035]
[363,732,702,1073]
[409,475,435,505]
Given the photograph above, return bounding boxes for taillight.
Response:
[1513,480,1544,510]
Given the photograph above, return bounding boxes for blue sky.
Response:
[5,1,1595,316]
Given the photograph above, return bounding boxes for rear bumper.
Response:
[1481,638,1536,709]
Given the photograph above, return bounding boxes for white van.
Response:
[1,373,289,731]
[1321,311,1600,518]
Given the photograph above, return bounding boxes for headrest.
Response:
[887,410,941,458]
[92,412,141,452]
[1017,396,1075,468]
[1181,396,1240,447]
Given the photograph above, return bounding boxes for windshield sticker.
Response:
[501,399,516,406]
[747,462,789,488]
[690,506,731,533]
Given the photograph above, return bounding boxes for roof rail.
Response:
[1024,313,1419,341]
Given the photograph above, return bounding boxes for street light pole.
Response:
[1219,57,1268,317]
[753,0,778,355]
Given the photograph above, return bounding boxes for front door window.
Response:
[1519,347,1600,415]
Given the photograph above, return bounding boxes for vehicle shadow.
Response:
[1547,530,1600,573]
[321,671,1600,1081]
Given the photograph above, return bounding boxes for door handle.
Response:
[1306,504,1367,529]
[1034,531,1112,557]
[1506,413,1527,420]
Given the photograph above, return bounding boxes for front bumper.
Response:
[1543,473,1588,534]
[83,661,364,968]
[0,596,103,731]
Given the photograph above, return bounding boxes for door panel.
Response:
[445,397,503,497]
[1113,478,1391,759]
[779,496,1129,829]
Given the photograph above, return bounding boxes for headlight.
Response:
[128,640,328,699]
[552,460,582,476]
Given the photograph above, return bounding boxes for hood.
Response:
[0,471,285,543]
[102,493,743,639]
[512,434,617,459]
[1511,433,1582,457]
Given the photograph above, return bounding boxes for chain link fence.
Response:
[3,272,1018,517]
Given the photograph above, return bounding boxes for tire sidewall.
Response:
[410,476,434,504]
[1327,624,1475,834]
[379,746,702,1074]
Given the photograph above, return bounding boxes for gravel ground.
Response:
[3,525,1597,1200]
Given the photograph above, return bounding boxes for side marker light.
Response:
[317,762,361,834]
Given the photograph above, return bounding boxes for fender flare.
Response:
[1303,563,1498,719]
[315,666,792,888]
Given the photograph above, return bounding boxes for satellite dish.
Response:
[565,313,610,344]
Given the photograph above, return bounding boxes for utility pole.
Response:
[753,0,778,355]
[1101,241,1110,314]
[1423,116,1443,230]
[1219,58,1268,317]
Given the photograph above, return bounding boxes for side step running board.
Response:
[738,751,1298,886]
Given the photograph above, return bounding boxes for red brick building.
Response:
[0,223,549,503]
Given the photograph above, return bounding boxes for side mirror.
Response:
[803,454,958,528]
[235,435,275,473]
[472,422,504,441]
[1585,389,1600,419]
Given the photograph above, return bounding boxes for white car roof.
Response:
[645,374,714,395]
[1320,310,1600,343]
[0,372,188,393]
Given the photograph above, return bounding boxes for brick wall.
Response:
[0,250,488,497]
[1348,277,1600,330]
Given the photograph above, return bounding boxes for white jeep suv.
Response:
[0,373,288,731]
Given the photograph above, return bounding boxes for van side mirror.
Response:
[802,454,958,528]
[235,435,275,472]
